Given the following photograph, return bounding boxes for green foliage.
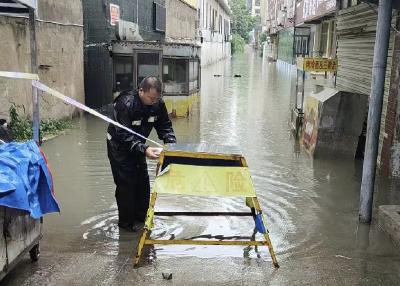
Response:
[229,0,257,42]
[259,32,268,43]
[9,104,33,141]
[9,104,72,141]
[231,34,245,54]
[41,119,73,135]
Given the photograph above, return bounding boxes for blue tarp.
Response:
[0,140,60,218]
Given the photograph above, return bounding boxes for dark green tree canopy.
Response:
[229,0,257,42]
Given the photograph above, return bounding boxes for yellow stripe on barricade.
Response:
[0,71,39,80]
[154,164,257,197]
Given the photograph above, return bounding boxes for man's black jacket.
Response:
[107,90,176,155]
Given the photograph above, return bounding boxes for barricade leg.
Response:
[134,228,148,267]
[133,192,157,267]
[251,197,279,268]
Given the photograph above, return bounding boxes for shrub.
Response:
[231,34,245,54]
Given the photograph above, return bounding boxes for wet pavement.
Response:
[2,48,400,285]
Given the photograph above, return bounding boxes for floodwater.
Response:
[3,48,400,285]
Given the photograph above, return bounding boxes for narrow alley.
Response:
[2,49,400,285]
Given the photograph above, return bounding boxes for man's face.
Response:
[139,88,161,106]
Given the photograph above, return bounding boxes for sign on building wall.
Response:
[110,4,120,26]
[302,95,320,155]
[297,57,338,72]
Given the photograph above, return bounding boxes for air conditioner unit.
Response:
[277,10,286,26]
[116,20,143,41]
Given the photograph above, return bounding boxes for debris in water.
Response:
[335,255,352,260]
[162,272,173,280]
[214,74,222,77]
[234,74,242,78]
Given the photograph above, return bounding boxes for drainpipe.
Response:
[359,0,393,223]
[29,7,40,143]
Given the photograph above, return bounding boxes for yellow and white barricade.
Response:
[134,145,279,268]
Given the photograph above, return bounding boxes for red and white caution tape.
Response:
[32,80,163,147]
[0,71,39,80]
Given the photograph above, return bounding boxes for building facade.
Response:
[261,0,336,64]
[163,0,201,117]
[84,0,166,109]
[295,0,336,59]
[261,0,400,176]
[0,0,84,120]
[198,0,231,66]
[248,0,261,17]
[84,0,201,117]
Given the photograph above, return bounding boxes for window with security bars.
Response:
[114,56,133,92]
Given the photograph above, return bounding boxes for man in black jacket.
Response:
[107,77,176,231]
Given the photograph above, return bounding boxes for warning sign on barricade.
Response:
[134,145,279,268]
[155,164,256,197]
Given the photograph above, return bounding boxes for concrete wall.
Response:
[0,0,84,121]
[39,0,82,24]
[166,0,197,44]
[200,40,231,66]
[0,17,31,120]
[84,0,166,44]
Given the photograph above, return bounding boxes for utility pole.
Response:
[359,0,393,223]
[28,6,39,143]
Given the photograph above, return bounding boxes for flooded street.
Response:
[3,48,400,285]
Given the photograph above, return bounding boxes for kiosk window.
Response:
[114,56,133,91]
[137,53,160,85]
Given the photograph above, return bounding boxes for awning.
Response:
[0,0,37,16]
[362,0,400,10]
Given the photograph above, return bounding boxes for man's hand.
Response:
[145,147,163,160]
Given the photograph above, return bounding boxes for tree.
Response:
[229,0,257,42]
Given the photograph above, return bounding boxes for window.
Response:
[189,60,199,91]
[320,22,329,57]
[114,56,133,91]
[163,58,188,94]
[209,5,212,29]
[211,9,215,31]
[351,0,359,6]
[153,2,166,33]
[342,0,359,9]
[295,36,309,57]
[137,53,160,86]
[224,19,230,35]
[206,4,209,28]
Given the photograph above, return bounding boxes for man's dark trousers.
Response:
[107,140,150,226]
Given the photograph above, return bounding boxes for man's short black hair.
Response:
[139,76,162,93]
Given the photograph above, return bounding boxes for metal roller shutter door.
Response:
[336,3,396,164]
